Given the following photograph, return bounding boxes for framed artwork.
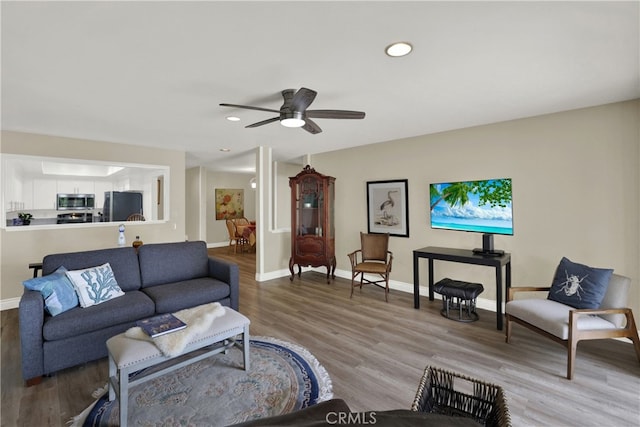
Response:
[366,179,409,237]
[215,188,244,220]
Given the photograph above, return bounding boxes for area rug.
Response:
[71,337,333,426]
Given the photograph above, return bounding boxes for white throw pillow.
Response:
[66,263,124,308]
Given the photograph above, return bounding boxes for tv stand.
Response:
[472,248,505,257]
[473,233,504,257]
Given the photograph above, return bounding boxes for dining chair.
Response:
[226,219,249,254]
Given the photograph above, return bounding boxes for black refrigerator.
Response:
[103,191,143,222]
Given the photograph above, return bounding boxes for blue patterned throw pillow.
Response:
[548,257,613,309]
[23,266,79,316]
[66,263,125,308]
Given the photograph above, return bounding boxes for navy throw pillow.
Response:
[548,257,613,309]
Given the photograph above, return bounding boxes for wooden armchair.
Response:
[505,273,640,379]
[348,232,393,302]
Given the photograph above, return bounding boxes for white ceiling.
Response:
[2,1,639,173]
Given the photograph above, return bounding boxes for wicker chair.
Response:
[347,232,393,302]
[225,219,249,254]
[234,217,250,226]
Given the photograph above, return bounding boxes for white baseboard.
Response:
[308,267,501,313]
[207,242,229,248]
[1,297,20,311]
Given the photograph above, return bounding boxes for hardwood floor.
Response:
[2,246,639,426]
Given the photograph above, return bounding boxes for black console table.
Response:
[413,246,511,330]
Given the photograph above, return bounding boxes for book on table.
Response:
[137,313,187,338]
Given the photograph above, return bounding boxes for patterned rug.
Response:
[72,337,333,426]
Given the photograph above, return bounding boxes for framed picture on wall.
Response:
[215,188,245,220]
[366,179,409,237]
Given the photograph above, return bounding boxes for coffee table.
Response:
[107,306,250,426]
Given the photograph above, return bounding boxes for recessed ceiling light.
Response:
[226,116,240,122]
[220,148,231,152]
[385,42,413,57]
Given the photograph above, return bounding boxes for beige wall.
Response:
[272,161,299,231]
[310,100,639,316]
[185,166,205,242]
[0,131,186,307]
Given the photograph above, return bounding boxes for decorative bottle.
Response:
[132,236,143,252]
[118,224,126,247]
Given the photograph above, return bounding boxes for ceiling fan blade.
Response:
[291,88,317,112]
[280,89,295,110]
[306,110,366,119]
[246,117,280,128]
[302,118,322,134]
[220,103,279,114]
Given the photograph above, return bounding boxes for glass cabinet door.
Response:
[327,179,334,240]
[297,175,323,236]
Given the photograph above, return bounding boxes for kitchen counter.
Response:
[6,218,59,226]
[5,209,100,227]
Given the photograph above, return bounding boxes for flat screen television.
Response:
[430,178,513,255]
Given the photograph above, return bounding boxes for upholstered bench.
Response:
[107,306,250,426]
[434,278,484,322]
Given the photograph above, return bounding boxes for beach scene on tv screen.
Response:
[430,179,513,235]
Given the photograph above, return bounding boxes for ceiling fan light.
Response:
[281,118,305,128]
[385,42,413,57]
[281,111,305,128]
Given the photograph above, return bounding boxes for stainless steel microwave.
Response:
[57,193,95,210]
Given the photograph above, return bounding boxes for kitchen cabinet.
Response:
[289,165,336,283]
[4,162,24,211]
[32,179,58,209]
[56,179,95,195]
[18,179,109,211]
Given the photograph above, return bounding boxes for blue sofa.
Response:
[19,240,239,385]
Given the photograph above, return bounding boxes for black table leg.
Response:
[413,252,420,309]
[495,266,503,330]
[428,258,434,301]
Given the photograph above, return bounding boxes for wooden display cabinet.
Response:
[289,165,336,283]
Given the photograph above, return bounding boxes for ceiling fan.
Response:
[220,87,365,134]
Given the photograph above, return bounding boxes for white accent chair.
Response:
[505,273,640,379]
